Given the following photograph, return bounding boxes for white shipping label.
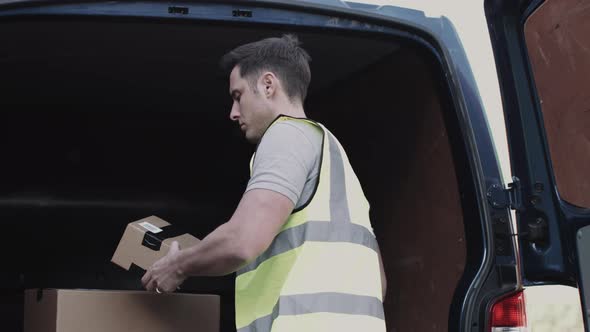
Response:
[139,221,163,234]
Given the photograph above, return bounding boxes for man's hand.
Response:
[141,241,187,293]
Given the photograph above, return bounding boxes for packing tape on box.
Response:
[141,225,188,251]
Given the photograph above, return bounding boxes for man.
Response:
[142,34,387,331]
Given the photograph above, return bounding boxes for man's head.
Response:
[220,34,311,143]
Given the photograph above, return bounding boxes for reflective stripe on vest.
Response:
[235,116,385,332]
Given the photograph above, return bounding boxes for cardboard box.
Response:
[24,288,219,332]
[111,216,200,273]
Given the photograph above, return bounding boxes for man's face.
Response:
[228,66,275,144]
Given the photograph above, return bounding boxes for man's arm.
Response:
[142,121,314,292]
[175,188,294,277]
[142,188,293,292]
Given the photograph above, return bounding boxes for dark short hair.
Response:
[220,34,312,102]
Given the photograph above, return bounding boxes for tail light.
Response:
[490,290,527,332]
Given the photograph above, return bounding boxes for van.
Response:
[0,0,588,331]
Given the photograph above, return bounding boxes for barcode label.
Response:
[139,221,163,234]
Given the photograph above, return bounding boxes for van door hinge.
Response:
[487,176,523,211]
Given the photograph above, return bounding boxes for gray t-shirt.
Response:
[246,119,323,209]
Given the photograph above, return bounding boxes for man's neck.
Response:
[273,101,306,119]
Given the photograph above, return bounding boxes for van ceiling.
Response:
[0,19,399,108]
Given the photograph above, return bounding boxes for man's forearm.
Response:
[175,221,249,277]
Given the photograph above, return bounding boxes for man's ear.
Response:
[260,72,277,98]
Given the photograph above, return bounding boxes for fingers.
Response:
[142,269,158,292]
[170,241,180,253]
[158,283,174,293]
[143,276,179,293]
[140,243,182,293]
[143,273,157,292]
[148,279,159,292]
[141,270,151,288]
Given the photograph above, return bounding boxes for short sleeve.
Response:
[246,121,320,206]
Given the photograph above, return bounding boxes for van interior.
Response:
[0,18,477,332]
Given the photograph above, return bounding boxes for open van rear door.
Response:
[486,0,590,328]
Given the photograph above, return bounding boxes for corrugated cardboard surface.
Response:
[24,289,219,332]
[111,216,200,271]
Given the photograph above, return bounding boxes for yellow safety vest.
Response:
[235,116,385,332]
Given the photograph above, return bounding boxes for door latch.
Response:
[487,176,523,211]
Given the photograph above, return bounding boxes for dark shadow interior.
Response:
[0,19,471,332]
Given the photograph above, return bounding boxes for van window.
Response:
[524,0,590,208]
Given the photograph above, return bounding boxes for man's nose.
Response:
[229,103,239,121]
